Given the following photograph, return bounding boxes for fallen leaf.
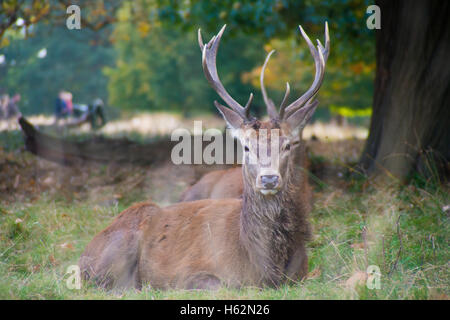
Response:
[350,242,365,249]
[49,255,58,266]
[59,242,74,250]
[307,267,321,279]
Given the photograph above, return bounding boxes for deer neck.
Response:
[240,160,306,286]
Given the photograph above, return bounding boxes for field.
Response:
[0,114,448,299]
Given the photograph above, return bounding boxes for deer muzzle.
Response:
[257,173,282,195]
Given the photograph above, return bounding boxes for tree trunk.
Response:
[359,0,450,182]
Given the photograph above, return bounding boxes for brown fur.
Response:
[180,167,244,201]
[79,120,312,290]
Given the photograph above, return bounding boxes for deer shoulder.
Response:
[180,167,243,201]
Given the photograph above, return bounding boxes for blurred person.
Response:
[54,91,68,125]
[6,94,21,119]
[63,91,73,114]
[0,94,8,119]
[88,97,106,128]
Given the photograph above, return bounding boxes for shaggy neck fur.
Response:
[240,152,310,286]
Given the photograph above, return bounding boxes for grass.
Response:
[0,120,448,300]
[0,180,448,299]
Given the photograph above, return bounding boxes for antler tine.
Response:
[244,93,253,118]
[316,21,330,61]
[260,50,279,119]
[199,25,251,120]
[278,82,291,120]
[198,28,204,50]
[283,22,328,119]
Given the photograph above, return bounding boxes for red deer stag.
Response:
[79,23,329,290]
[180,26,329,202]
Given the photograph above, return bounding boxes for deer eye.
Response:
[284,144,291,151]
[244,146,250,152]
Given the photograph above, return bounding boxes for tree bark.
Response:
[359,0,450,182]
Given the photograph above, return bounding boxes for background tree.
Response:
[359,0,450,182]
[104,1,265,115]
[0,0,121,41]
[2,0,374,118]
[0,24,114,114]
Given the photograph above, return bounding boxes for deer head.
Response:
[198,23,329,196]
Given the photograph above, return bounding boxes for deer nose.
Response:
[260,175,280,189]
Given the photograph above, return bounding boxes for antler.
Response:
[282,22,330,120]
[260,22,329,121]
[260,50,292,120]
[260,50,280,119]
[198,25,253,121]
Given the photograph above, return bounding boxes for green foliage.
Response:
[1,0,375,116]
[330,105,372,117]
[0,0,50,40]
[105,0,375,115]
[105,2,266,114]
[0,24,115,114]
[0,0,124,41]
[154,0,375,63]
[105,0,374,114]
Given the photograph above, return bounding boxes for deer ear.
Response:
[285,100,319,136]
[214,101,244,130]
